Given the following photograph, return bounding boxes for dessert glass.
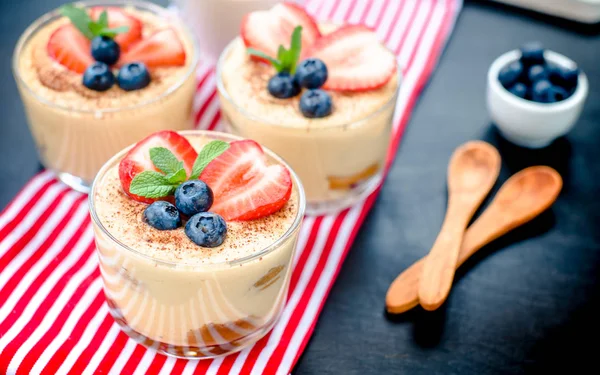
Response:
[12,0,199,193]
[89,130,305,359]
[217,40,400,215]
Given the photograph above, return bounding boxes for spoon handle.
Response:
[418,197,477,311]
[387,204,507,314]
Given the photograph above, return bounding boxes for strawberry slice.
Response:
[310,25,397,91]
[241,3,321,60]
[119,131,198,204]
[90,7,143,51]
[46,25,94,74]
[200,140,293,221]
[119,28,186,68]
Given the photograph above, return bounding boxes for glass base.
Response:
[106,295,280,359]
[306,172,382,216]
[54,171,91,194]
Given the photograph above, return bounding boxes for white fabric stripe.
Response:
[156,357,177,375]
[107,339,139,375]
[0,183,66,259]
[394,0,447,132]
[0,171,54,229]
[386,0,415,49]
[9,277,102,374]
[374,0,402,41]
[0,227,95,355]
[129,347,157,374]
[181,360,198,375]
[41,302,110,375]
[197,99,221,131]
[192,74,217,117]
[206,356,225,375]
[292,217,315,267]
[249,216,334,375]
[276,203,364,374]
[82,324,121,375]
[398,0,434,68]
[229,346,251,375]
[0,193,85,322]
[348,0,369,23]
[364,0,386,27]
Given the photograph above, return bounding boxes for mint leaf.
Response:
[129,171,178,198]
[166,168,187,184]
[60,5,94,39]
[149,147,184,176]
[288,26,302,74]
[98,25,130,38]
[190,141,230,179]
[246,48,283,71]
[98,10,108,28]
[88,22,104,36]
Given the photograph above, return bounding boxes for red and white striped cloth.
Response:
[0,0,461,374]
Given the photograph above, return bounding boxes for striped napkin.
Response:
[0,0,461,374]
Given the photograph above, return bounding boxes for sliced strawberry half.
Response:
[46,25,94,74]
[241,3,321,61]
[90,7,143,51]
[119,28,186,68]
[200,140,293,221]
[119,131,198,204]
[310,25,397,91]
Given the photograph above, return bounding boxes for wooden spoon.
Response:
[386,166,562,314]
[418,141,501,311]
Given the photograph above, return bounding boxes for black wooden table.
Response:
[1,1,599,374]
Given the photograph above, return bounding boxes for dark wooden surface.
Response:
[1,1,599,374]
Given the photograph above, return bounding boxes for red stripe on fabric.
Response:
[393,0,421,55]
[119,345,148,375]
[192,357,212,374]
[373,0,392,30]
[0,172,49,218]
[404,0,437,71]
[0,247,97,375]
[207,112,222,132]
[16,276,104,375]
[194,89,218,126]
[145,351,168,374]
[196,67,214,92]
[383,0,406,43]
[93,330,131,374]
[0,187,71,274]
[0,178,56,241]
[168,358,188,375]
[238,217,324,374]
[0,194,86,317]
[215,352,238,375]
[33,291,106,375]
[341,0,359,22]
[326,0,343,19]
[357,0,375,25]
[63,313,114,375]
[262,210,348,373]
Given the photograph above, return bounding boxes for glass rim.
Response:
[12,0,199,114]
[215,37,402,130]
[88,130,306,269]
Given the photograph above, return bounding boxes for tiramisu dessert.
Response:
[13,0,197,192]
[90,130,305,358]
[217,3,399,214]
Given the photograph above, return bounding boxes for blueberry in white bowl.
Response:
[487,46,588,148]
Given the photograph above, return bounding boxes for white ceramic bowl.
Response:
[487,49,589,148]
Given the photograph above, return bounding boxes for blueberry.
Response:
[550,66,579,91]
[498,61,523,89]
[185,212,227,248]
[91,36,120,65]
[548,85,569,102]
[520,42,545,66]
[117,62,151,91]
[295,58,328,89]
[531,79,553,103]
[144,201,182,230]
[267,72,300,99]
[175,180,213,216]
[508,82,528,99]
[82,62,115,91]
[527,64,548,83]
[299,89,332,118]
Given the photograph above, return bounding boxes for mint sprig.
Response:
[128,141,230,199]
[59,4,130,40]
[247,26,302,74]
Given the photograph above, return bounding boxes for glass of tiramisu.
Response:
[90,129,305,358]
[217,3,400,215]
[13,0,198,192]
